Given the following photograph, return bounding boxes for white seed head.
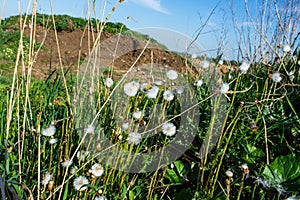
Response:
[283,44,291,53]
[225,170,233,178]
[104,77,114,88]
[42,125,56,137]
[127,132,142,145]
[239,62,250,74]
[73,176,89,191]
[271,72,282,83]
[194,79,203,87]
[162,122,177,136]
[220,83,229,94]
[124,81,140,97]
[201,60,210,69]
[163,90,174,101]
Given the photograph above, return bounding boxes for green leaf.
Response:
[241,144,265,164]
[63,182,69,200]
[262,154,300,192]
[165,168,181,183]
[174,160,187,176]
[129,190,134,200]
[174,188,192,200]
[164,161,189,183]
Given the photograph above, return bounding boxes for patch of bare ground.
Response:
[24,25,192,79]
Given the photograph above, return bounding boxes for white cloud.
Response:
[131,0,170,14]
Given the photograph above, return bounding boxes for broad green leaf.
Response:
[165,168,181,183]
[174,160,187,176]
[241,144,265,164]
[164,161,189,183]
[262,154,300,192]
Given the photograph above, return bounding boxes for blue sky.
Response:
[0,0,265,59]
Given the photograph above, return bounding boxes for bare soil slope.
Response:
[25,26,191,79]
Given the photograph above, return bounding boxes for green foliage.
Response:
[1,14,130,34]
[262,154,300,193]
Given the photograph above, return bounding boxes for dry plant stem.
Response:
[4,8,29,200]
[75,0,123,102]
[17,2,36,191]
[49,0,72,114]
[0,0,6,24]
[187,1,220,53]
[57,132,88,199]
[256,104,270,164]
[205,75,241,190]
[37,123,41,200]
[147,143,167,199]
[226,181,230,200]
[209,109,241,198]
[123,175,138,200]
[199,94,222,189]
[207,74,242,196]
[237,173,246,200]
[91,40,150,125]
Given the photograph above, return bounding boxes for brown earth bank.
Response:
[24,25,192,79]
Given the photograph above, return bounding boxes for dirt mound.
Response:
[25,26,191,79]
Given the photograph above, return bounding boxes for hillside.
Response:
[0,14,191,79]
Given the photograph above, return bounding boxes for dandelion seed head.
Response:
[254,177,271,188]
[285,196,299,200]
[77,150,89,161]
[194,79,203,87]
[91,163,104,177]
[41,172,53,185]
[271,72,282,83]
[220,83,229,94]
[288,71,294,80]
[42,125,56,137]
[146,85,159,99]
[127,132,142,145]
[61,159,73,167]
[70,166,78,174]
[241,164,248,170]
[133,110,143,120]
[73,176,89,191]
[124,81,140,96]
[122,122,129,130]
[225,170,233,178]
[49,138,58,144]
[84,125,95,134]
[95,196,108,200]
[155,80,163,86]
[176,86,184,94]
[104,77,114,87]
[163,90,174,101]
[166,70,178,80]
[239,62,250,74]
[283,44,291,52]
[162,122,176,136]
[201,60,210,69]
[139,82,149,90]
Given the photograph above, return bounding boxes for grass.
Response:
[0,0,300,199]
